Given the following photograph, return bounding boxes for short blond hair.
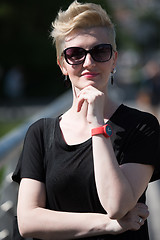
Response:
[50,1,116,63]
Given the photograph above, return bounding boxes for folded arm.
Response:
[17,178,149,240]
[92,135,154,219]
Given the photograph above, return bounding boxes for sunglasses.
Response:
[62,44,113,65]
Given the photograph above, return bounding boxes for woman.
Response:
[12,1,160,239]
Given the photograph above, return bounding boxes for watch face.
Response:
[105,125,112,136]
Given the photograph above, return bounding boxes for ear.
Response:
[57,57,68,76]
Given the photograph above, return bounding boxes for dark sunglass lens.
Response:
[92,44,112,62]
[65,47,85,65]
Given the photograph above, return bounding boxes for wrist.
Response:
[89,119,105,129]
[91,124,113,138]
[90,214,112,235]
[97,215,120,235]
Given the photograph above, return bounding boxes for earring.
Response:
[111,68,116,85]
[65,75,68,81]
[64,75,70,88]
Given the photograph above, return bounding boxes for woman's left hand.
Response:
[114,202,149,234]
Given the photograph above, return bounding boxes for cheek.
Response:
[68,65,81,77]
[101,63,112,75]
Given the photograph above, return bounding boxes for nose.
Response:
[83,52,96,68]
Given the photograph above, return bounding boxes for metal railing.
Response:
[0,90,72,162]
[0,90,72,239]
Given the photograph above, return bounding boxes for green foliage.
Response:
[0,120,23,138]
[137,10,160,51]
[0,0,112,99]
[0,167,5,187]
[0,0,158,100]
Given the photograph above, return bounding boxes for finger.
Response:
[137,217,144,226]
[130,217,144,231]
[78,85,101,99]
[136,203,148,209]
[77,98,85,112]
[130,222,141,231]
[137,207,149,220]
[77,91,94,112]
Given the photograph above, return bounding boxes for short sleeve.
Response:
[120,114,160,182]
[12,119,45,184]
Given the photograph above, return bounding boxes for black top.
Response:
[12,104,160,240]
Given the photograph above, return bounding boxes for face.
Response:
[58,27,118,93]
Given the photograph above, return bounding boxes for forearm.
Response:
[92,135,136,219]
[18,208,115,240]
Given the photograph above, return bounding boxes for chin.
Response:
[87,81,106,90]
[81,82,97,89]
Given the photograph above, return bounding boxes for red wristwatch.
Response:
[91,124,112,138]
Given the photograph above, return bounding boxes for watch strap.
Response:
[91,124,112,138]
[91,125,105,136]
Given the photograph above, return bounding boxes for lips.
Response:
[81,72,99,78]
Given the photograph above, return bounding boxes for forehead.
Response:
[64,27,110,49]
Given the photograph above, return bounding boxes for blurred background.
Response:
[0,0,160,239]
[0,0,160,130]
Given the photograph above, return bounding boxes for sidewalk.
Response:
[147,180,160,240]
